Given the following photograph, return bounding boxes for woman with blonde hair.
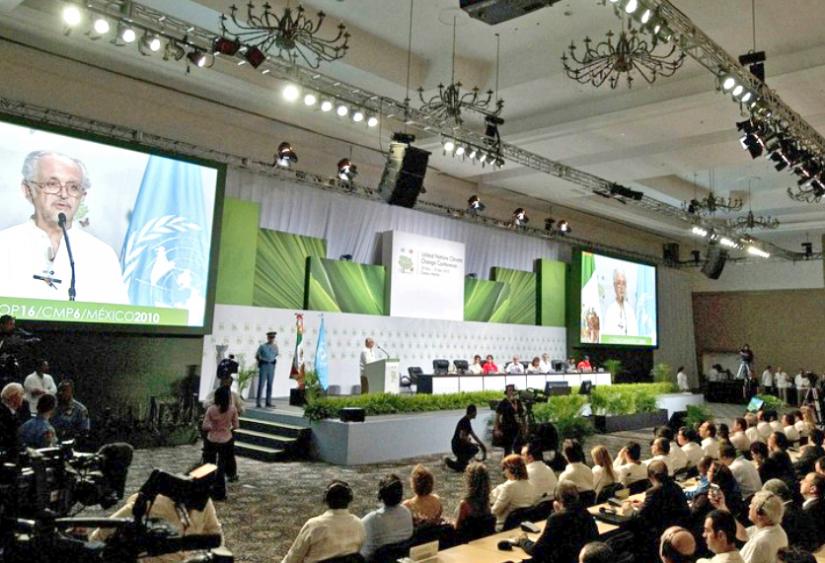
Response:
[590,445,617,497]
[490,454,535,529]
[403,464,443,526]
[797,406,816,441]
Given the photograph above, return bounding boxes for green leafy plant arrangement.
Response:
[755,394,784,410]
[685,404,713,428]
[652,363,673,385]
[303,391,504,421]
[532,394,594,441]
[590,383,673,415]
[602,359,622,380]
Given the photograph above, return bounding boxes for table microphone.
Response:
[58,212,76,301]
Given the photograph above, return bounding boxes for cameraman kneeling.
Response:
[90,464,223,562]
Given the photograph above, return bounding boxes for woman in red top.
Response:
[202,386,239,501]
[482,355,499,374]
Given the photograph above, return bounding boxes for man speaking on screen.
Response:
[602,269,637,337]
[0,151,129,304]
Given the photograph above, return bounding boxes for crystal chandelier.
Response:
[561,20,685,89]
[418,17,503,126]
[683,171,744,215]
[219,2,350,69]
[728,183,779,230]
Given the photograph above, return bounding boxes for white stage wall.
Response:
[200,304,567,400]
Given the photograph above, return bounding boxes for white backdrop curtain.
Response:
[226,169,563,277]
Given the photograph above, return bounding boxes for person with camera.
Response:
[494,384,525,455]
[18,393,57,449]
[1,382,24,458]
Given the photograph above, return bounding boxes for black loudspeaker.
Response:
[378,141,430,208]
[702,244,728,279]
[663,243,680,265]
[340,407,365,422]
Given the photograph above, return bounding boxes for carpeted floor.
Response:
[82,402,748,561]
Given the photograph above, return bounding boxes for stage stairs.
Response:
[235,406,312,463]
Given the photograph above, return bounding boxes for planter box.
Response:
[289,388,306,406]
[593,409,667,433]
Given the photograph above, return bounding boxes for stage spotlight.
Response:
[92,17,110,35]
[719,237,738,249]
[352,110,364,123]
[282,83,300,102]
[467,195,485,214]
[139,32,162,53]
[747,245,770,258]
[337,158,358,181]
[624,0,639,14]
[691,225,708,237]
[494,156,505,168]
[62,4,82,27]
[367,115,379,128]
[512,208,528,226]
[731,84,744,97]
[455,145,466,157]
[119,25,136,43]
[213,36,241,56]
[721,75,736,91]
[740,91,753,103]
[303,92,317,106]
[186,49,210,68]
[558,220,571,233]
[336,104,349,117]
[163,41,185,61]
[245,46,266,68]
[443,139,456,153]
[320,99,334,112]
[479,152,488,163]
[640,8,652,24]
[468,148,478,159]
[275,142,298,168]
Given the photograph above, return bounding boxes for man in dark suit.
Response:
[800,472,825,548]
[624,460,690,560]
[517,481,598,563]
[794,429,825,478]
[0,382,24,459]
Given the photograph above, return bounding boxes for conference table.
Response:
[416,371,613,394]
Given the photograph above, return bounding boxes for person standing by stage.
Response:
[359,337,376,393]
[445,404,486,472]
[494,385,525,456]
[736,344,754,380]
[255,332,279,408]
[201,386,238,501]
[23,359,56,416]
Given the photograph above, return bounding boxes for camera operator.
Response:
[51,379,90,443]
[90,464,224,562]
[1,382,24,458]
[18,393,57,449]
[0,315,40,387]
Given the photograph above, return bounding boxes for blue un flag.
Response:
[315,316,329,390]
[120,155,209,324]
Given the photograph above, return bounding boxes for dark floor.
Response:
[81,402,745,561]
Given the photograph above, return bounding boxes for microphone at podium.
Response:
[376,343,391,358]
[58,212,77,301]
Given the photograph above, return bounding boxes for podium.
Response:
[364,358,401,394]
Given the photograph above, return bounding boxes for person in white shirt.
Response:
[676,367,690,392]
[678,427,705,468]
[795,371,811,407]
[522,442,557,502]
[0,151,128,305]
[730,418,751,454]
[708,365,721,383]
[23,359,57,415]
[359,337,376,392]
[760,366,774,395]
[700,421,721,459]
[558,439,595,493]
[781,414,799,443]
[538,353,553,374]
[612,442,649,487]
[602,269,638,337]
[505,356,525,374]
[526,357,544,375]
[590,445,617,497]
[756,411,772,440]
[360,475,413,560]
[774,367,789,404]
[491,454,536,529]
[795,406,815,440]
[768,413,783,434]
[282,480,365,563]
[468,354,484,375]
[744,414,762,445]
[698,509,746,563]
[644,437,674,476]
[709,489,788,563]
[719,444,762,498]
[658,427,688,473]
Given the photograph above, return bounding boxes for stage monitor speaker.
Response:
[340,407,365,422]
[663,243,680,265]
[701,244,728,279]
[378,141,430,208]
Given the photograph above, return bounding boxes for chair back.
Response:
[578,489,597,508]
[318,554,366,563]
[455,513,496,543]
[531,499,554,521]
[370,539,413,563]
[413,522,457,550]
[627,478,651,495]
[596,482,626,505]
[502,506,535,531]
[432,360,449,375]
[606,530,637,563]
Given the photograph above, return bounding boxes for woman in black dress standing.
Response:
[494,384,525,456]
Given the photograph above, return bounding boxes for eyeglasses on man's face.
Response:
[27,179,85,197]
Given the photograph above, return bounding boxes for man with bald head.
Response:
[0,151,128,303]
[602,268,638,337]
[660,526,696,563]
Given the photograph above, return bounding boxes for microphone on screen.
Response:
[58,212,77,302]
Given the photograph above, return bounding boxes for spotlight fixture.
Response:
[691,225,708,237]
[455,145,466,157]
[186,49,211,68]
[352,110,364,123]
[467,195,485,214]
[163,41,185,61]
[719,237,738,249]
[624,0,639,14]
[139,32,162,54]
[92,17,110,36]
[244,46,267,68]
[468,148,478,159]
[337,158,357,182]
[212,36,241,56]
[336,104,349,117]
[443,139,455,153]
[746,245,770,258]
[275,141,298,168]
[320,100,334,112]
[512,208,528,227]
[282,83,300,102]
[119,25,136,44]
[557,220,571,234]
[62,4,82,27]
[367,115,379,128]
[303,92,317,106]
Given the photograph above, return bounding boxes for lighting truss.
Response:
[219,3,350,69]
[46,0,802,260]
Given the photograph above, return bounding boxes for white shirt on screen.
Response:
[668,442,688,472]
[745,427,761,445]
[795,373,810,389]
[644,454,673,476]
[602,300,637,337]
[0,220,128,305]
[774,372,789,388]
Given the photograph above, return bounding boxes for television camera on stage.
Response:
[0,316,41,386]
[0,441,229,562]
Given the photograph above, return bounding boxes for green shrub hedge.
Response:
[590,382,674,415]
[532,395,593,441]
[303,391,503,421]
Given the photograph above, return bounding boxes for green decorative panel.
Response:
[253,230,326,308]
[464,278,510,322]
[306,257,386,315]
[215,198,260,305]
[491,267,537,325]
[536,259,566,327]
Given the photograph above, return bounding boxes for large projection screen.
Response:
[0,116,224,334]
[575,250,658,347]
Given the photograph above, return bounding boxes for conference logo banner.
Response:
[0,297,188,326]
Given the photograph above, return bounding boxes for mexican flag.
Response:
[290,313,305,388]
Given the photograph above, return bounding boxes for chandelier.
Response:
[219,3,350,69]
[418,17,503,126]
[561,20,685,88]
[728,209,779,230]
[684,192,743,215]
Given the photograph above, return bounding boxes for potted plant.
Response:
[602,359,622,381]
[652,363,672,385]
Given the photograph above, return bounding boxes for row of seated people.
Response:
[461,354,595,375]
